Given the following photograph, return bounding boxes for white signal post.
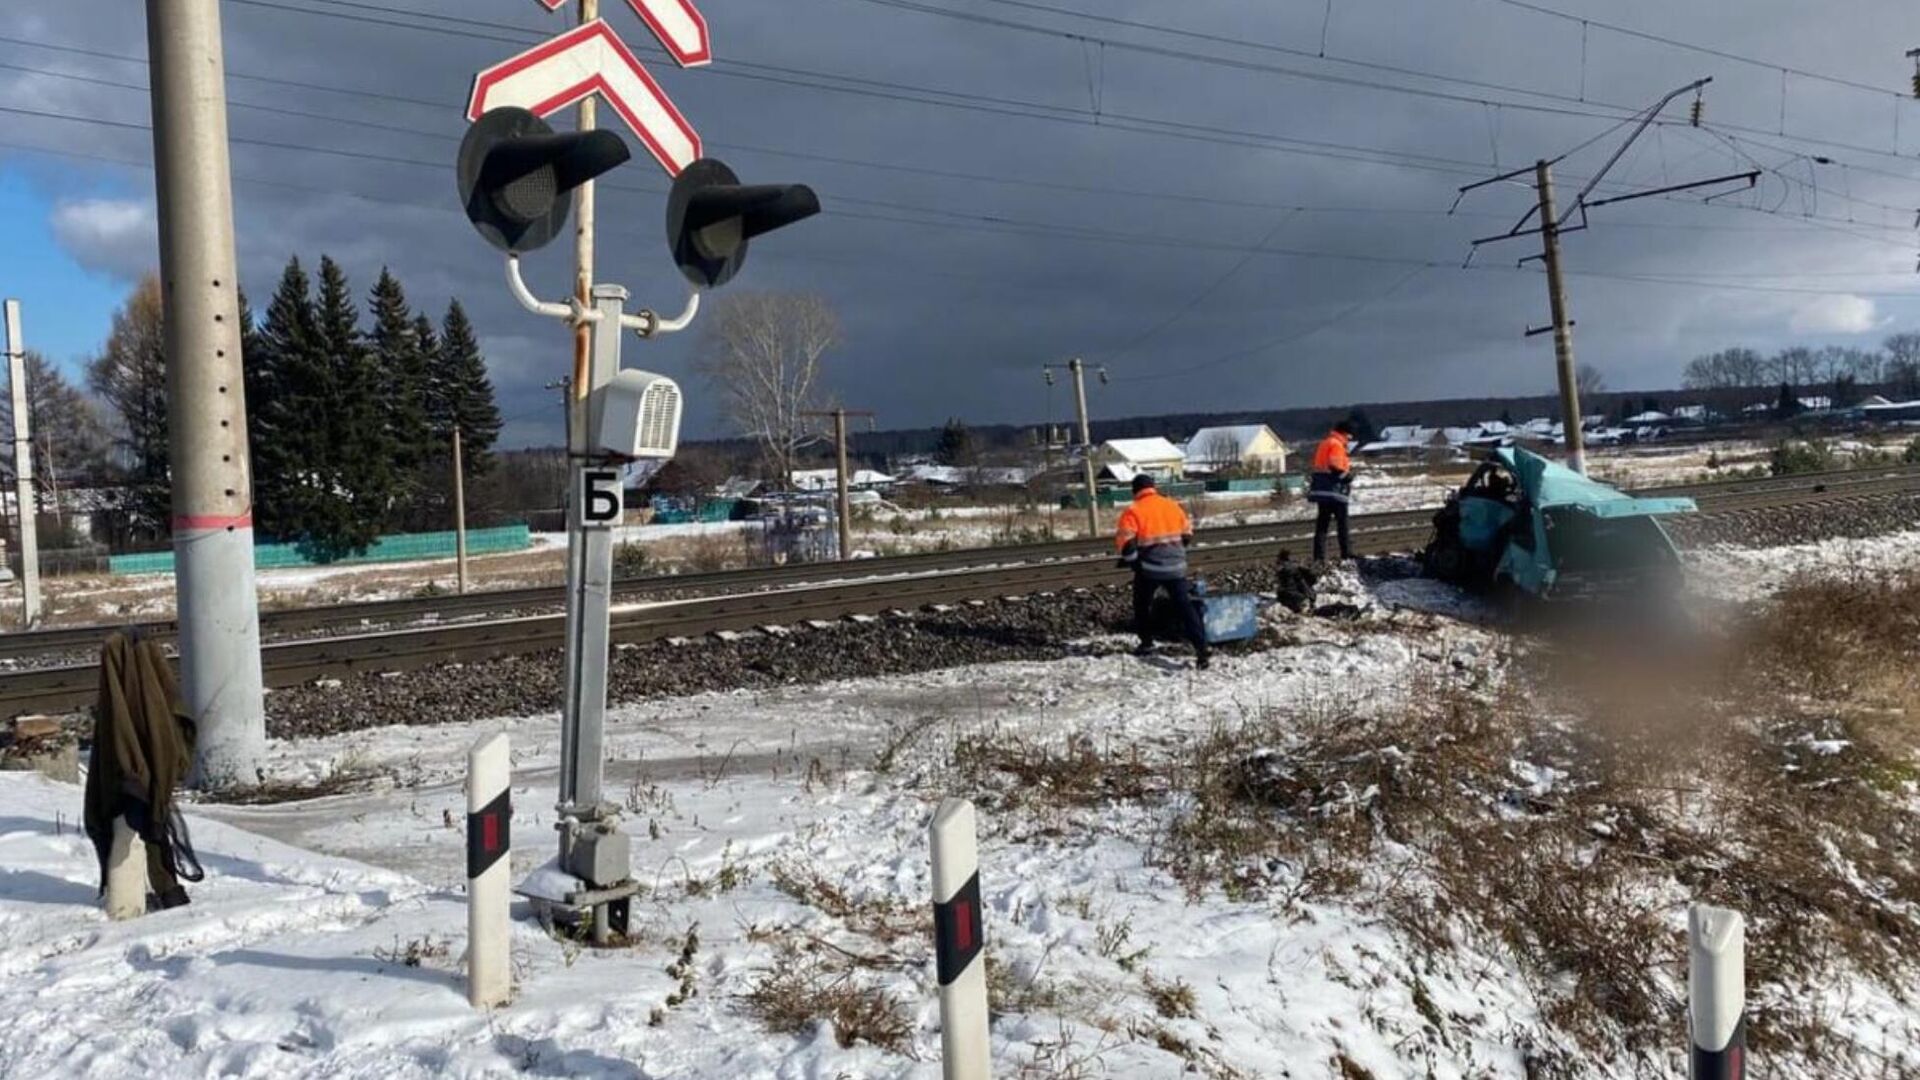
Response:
[1689,904,1747,1080]
[4,300,40,625]
[104,816,147,921]
[930,798,991,1079]
[467,732,513,1008]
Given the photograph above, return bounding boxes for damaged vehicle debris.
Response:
[1422,446,1695,601]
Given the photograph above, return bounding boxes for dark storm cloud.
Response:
[4,0,1919,447]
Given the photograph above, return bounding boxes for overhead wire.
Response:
[11,1,1918,391]
[7,46,1912,256]
[837,0,1920,168]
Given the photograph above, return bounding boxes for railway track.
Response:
[2,465,1918,717]
[3,461,1913,664]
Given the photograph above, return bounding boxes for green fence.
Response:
[109,524,533,576]
[1205,478,1281,493]
[1061,481,1208,509]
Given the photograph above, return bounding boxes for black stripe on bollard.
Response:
[1691,1015,1746,1080]
[933,870,983,986]
[467,787,511,880]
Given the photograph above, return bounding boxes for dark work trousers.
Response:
[1133,574,1209,656]
[1313,500,1352,561]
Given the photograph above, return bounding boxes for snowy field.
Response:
[5,523,1919,1078]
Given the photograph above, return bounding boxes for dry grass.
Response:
[739,942,914,1052]
[947,581,1920,1073]
[953,730,1165,812]
[767,860,923,946]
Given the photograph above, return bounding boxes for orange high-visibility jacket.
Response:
[1115,489,1193,579]
[1311,431,1352,475]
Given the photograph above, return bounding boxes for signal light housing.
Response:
[666,158,821,289]
[458,107,632,253]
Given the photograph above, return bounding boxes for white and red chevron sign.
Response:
[469,1,711,176]
[525,0,712,68]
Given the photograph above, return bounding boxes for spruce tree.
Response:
[434,300,502,478]
[368,269,431,528]
[249,257,324,542]
[309,256,392,561]
[409,312,451,527]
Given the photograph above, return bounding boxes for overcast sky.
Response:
[3,0,1919,447]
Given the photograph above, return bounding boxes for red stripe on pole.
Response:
[482,813,499,852]
[172,512,253,530]
[953,899,973,951]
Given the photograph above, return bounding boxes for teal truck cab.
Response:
[1422,447,1696,600]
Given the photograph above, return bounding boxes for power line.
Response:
[1479,0,1901,100]
[1107,266,1431,383]
[1100,209,1301,364]
[7,49,1911,253]
[8,90,1913,293]
[834,0,1920,169]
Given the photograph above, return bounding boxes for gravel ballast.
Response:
[103,491,1920,739]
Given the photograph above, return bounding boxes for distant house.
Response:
[789,468,897,493]
[901,464,1035,487]
[1622,410,1672,425]
[1182,424,1288,476]
[713,476,766,500]
[1860,399,1920,424]
[1741,401,1773,416]
[1670,404,1719,425]
[1798,395,1833,413]
[1094,437,1185,480]
[1356,425,1435,456]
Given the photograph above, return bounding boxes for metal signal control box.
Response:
[594,369,683,460]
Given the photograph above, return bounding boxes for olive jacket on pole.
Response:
[83,633,203,904]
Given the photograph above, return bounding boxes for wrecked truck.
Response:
[1421,446,1695,601]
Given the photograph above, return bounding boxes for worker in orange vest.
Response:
[1115,474,1210,669]
[1308,420,1358,561]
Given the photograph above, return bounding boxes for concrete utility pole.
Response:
[1533,161,1587,476]
[146,0,266,788]
[804,407,874,561]
[1458,79,1747,479]
[1061,359,1102,536]
[4,300,40,625]
[452,425,469,594]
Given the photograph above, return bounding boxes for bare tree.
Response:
[1816,345,1862,389]
[1769,346,1819,387]
[1885,333,1920,398]
[0,350,112,533]
[1683,346,1782,392]
[1196,430,1244,475]
[1574,363,1606,415]
[695,292,840,486]
[1849,349,1887,387]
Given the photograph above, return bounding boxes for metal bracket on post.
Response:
[621,289,702,339]
[506,255,601,326]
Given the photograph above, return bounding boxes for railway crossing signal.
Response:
[459,0,819,942]
[457,107,631,253]
[667,158,821,288]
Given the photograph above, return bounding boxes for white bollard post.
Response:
[104,816,147,920]
[467,732,512,1009]
[1689,903,1746,1080]
[930,797,990,1080]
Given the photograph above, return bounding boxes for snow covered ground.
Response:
[1685,527,1920,603]
[4,531,1918,1077]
